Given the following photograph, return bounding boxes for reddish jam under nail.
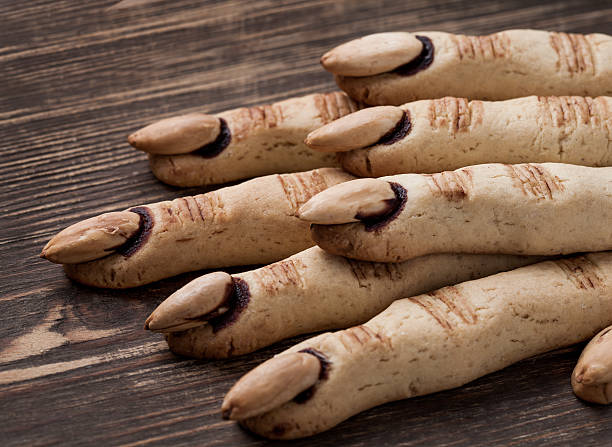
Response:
[373,110,411,146]
[116,207,154,257]
[392,35,434,76]
[293,348,330,404]
[359,182,407,232]
[194,117,231,158]
[210,278,250,333]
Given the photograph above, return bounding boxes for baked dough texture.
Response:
[571,325,612,404]
[337,96,612,177]
[309,163,612,262]
[165,247,538,358]
[239,252,612,439]
[147,92,360,186]
[64,168,353,288]
[331,30,612,106]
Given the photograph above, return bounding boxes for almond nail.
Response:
[321,32,423,77]
[222,352,321,420]
[41,211,141,264]
[298,178,397,224]
[305,106,404,152]
[128,113,221,155]
[145,272,233,333]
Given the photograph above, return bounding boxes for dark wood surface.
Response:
[2,1,611,445]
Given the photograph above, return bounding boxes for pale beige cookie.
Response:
[299,163,612,262]
[41,168,353,288]
[322,30,612,106]
[572,325,612,404]
[305,96,612,177]
[225,252,612,439]
[148,247,537,358]
[129,92,361,187]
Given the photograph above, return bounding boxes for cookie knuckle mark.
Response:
[230,102,286,141]
[411,286,477,332]
[431,286,478,325]
[346,259,404,288]
[171,196,200,224]
[538,96,611,158]
[337,325,391,354]
[411,295,454,331]
[252,259,305,294]
[180,198,196,222]
[555,256,603,290]
[314,92,361,124]
[425,168,472,201]
[428,97,482,135]
[193,196,208,222]
[252,104,283,131]
[549,32,595,76]
[346,259,371,287]
[506,163,564,200]
[382,263,404,281]
[451,32,510,61]
[196,192,226,224]
[278,170,329,212]
[538,96,609,135]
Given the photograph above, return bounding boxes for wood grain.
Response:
[1,0,611,445]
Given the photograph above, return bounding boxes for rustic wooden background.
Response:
[2,0,611,445]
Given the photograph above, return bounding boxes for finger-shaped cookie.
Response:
[322,30,612,106]
[41,168,354,288]
[225,252,612,439]
[572,325,612,404]
[148,246,538,358]
[300,163,612,262]
[130,92,361,187]
[305,96,612,177]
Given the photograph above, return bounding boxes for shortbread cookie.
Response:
[129,92,361,186]
[321,30,612,106]
[224,252,612,439]
[146,247,537,357]
[41,168,353,288]
[572,325,612,404]
[305,96,612,177]
[299,163,612,262]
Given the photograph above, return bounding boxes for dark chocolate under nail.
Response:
[293,348,330,403]
[374,110,412,146]
[209,278,250,332]
[116,207,154,257]
[359,182,407,232]
[194,117,231,158]
[392,35,434,76]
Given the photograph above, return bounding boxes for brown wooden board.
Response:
[1,0,611,445]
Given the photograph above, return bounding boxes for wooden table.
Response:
[2,1,611,445]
